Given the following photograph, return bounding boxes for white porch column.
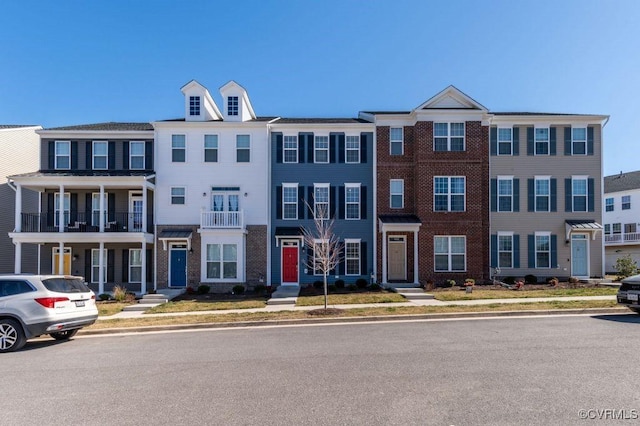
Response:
[58,185,65,232]
[142,184,147,233]
[98,241,105,294]
[141,241,147,294]
[14,183,22,232]
[99,185,105,232]
[381,228,387,284]
[58,241,64,274]
[413,230,419,284]
[14,242,21,274]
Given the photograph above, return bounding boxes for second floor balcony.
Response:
[20,212,154,233]
[200,210,244,229]
[605,232,640,245]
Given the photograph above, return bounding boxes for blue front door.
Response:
[170,247,187,287]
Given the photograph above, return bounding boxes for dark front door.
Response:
[170,247,187,287]
[282,245,298,284]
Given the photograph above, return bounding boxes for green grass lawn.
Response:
[96,302,134,316]
[295,292,407,306]
[433,287,618,301]
[146,299,267,314]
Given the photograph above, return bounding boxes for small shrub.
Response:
[254,284,267,295]
[615,254,639,280]
[313,280,324,290]
[197,285,210,295]
[232,285,245,295]
[125,292,136,303]
[335,279,345,289]
[425,280,435,291]
[186,286,196,295]
[503,276,516,285]
[327,284,337,292]
[369,283,382,291]
[355,278,368,289]
[547,277,559,287]
[113,285,127,302]
[568,276,580,288]
[347,284,357,291]
[98,293,110,301]
[464,278,475,286]
[445,279,456,287]
[524,274,537,284]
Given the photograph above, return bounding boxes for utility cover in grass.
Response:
[307,308,345,316]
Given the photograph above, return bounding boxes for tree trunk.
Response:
[323,272,328,310]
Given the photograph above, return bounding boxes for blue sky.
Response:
[1,0,638,175]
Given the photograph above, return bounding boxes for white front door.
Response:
[571,234,589,277]
[388,236,406,281]
[129,192,143,232]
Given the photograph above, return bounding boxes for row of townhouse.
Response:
[5,81,608,294]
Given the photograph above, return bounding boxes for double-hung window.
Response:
[604,224,611,235]
[535,128,549,155]
[171,187,186,205]
[535,233,551,268]
[434,123,465,151]
[498,128,512,155]
[622,195,631,210]
[572,127,587,155]
[497,177,513,212]
[55,141,71,169]
[283,135,298,163]
[434,177,465,212]
[227,96,238,116]
[314,136,329,163]
[390,179,404,209]
[345,184,360,220]
[345,135,360,163]
[605,197,614,212]
[613,223,622,235]
[572,177,588,212]
[92,141,108,169]
[390,127,403,155]
[206,244,237,279]
[498,233,513,268]
[204,135,218,162]
[130,141,145,169]
[189,96,200,116]
[236,135,250,162]
[282,184,298,220]
[129,249,142,283]
[434,236,466,272]
[314,184,330,219]
[535,177,550,212]
[172,135,186,162]
[625,223,637,234]
[345,240,361,275]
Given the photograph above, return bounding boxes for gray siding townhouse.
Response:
[489,113,608,281]
[8,123,155,295]
[270,119,375,287]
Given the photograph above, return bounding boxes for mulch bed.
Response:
[170,292,269,302]
[430,282,603,292]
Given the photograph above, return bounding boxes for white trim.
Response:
[282,183,298,220]
[92,140,108,170]
[129,140,146,170]
[434,235,467,272]
[345,183,361,220]
[54,140,71,170]
[283,135,298,164]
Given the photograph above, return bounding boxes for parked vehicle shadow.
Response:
[591,314,640,324]
[19,338,72,352]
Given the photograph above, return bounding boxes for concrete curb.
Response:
[79,307,630,336]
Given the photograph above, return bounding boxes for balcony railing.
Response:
[20,212,154,233]
[201,210,244,229]
[605,232,640,245]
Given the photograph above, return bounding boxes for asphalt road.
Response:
[2,313,640,426]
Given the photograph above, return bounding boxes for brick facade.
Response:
[245,224,267,287]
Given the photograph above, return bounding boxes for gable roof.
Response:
[180,80,223,120]
[604,170,640,193]
[219,80,256,120]
[415,85,488,112]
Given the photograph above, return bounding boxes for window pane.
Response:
[223,262,237,279]
[450,123,464,137]
[131,142,145,155]
[172,135,185,148]
[207,262,221,279]
[56,142,70,155]
[573,128,586,141]
[94,142,107,155]
[204,135,218,148]
[435,255,449,271]
[390,128,402,141]
[223,244,237,261]
[434,237,448,254]
[207,244,221,261]
[434,123,448,137]
[236,135,250,148]
[535,128,548,141]
[130,250,142,266]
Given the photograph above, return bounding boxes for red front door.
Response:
[282,246,298,283]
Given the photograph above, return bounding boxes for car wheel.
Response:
[0,319,26,353]
[50,329,79,341]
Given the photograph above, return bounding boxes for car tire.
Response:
[0,318,26,353]
[50,329,79,340]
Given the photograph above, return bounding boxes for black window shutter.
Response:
[85,193,92,223]
[588,178,595,212]
[360,133,368,163]
[564,127,572,155]
[587,127,594,155]
[48,141,55,169]
[146,249,153,282]
[361,241,367,276]
[107,249,114,283]
[527,179,534,212]
[108,141,116,169]
[528,235,535,268]
[86,141,92,170]
[338,134,345,163]
[338,186,345,219]
[145,141,153,170]
[108,193,116,222]
[298,134,305,163]
[550,127,557,155]
[550,235,558,268]
[307,134,314,163]
[550,179,557,212]
[70,193,78,223]
[513,178,520,212]
[122,250,129,283]
[338,258,345,276]
[490,234,497,267]
[84,249,91,283]
[360,186,367,219]
[330,185,336,218]
[306,246,314,275]
[490,179,497,212]
[123,142,130,170]
[276,185,282,219]
[329,134,337,163]
[307,187,314,219]
[490,127,497,156]
[513,235,520,268]
[47,193,54,227]
[71,141,78,169]
[275,133,283,163]
[526,127,534,155]
[565,179,572,212]
[298,186,305,219]
[512,127,519,156]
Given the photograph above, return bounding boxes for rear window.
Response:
[0,280,35,297]
[42,278,91,293]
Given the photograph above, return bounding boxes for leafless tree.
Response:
[302,202,342,310]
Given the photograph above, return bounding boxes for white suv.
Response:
[0,275,98,352]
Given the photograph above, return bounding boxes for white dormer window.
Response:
[228,96,239,116]
[189,96,201,116]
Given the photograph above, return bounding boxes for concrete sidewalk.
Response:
[99,295,617,320]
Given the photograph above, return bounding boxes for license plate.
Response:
[75,300,85,307]
[628,293,639,302]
